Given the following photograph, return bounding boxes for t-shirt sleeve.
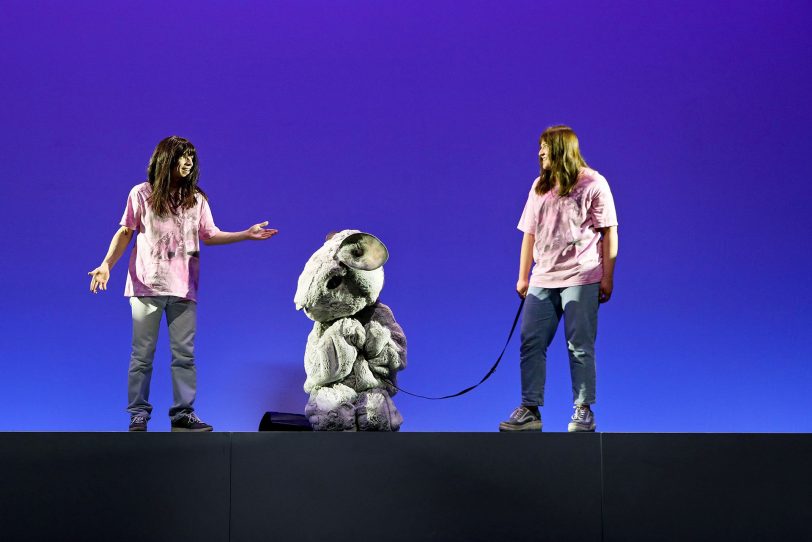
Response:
[588,179,618,229]
[120,186,142,230]
[198,197,220,240]
[517,182,539,234]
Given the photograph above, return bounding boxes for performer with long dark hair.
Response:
[500,126,618,432]
[88,136,277,432]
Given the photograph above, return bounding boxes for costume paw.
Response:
[363,321,391,358]
[336,317,366,348]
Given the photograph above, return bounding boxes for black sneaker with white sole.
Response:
[129,415,148,432]
[171,412,213,432]
[499,406,542,432]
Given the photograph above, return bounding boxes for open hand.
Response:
[246,221,278,241]
[88,263,110,294]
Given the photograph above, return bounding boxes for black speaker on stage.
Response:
[258,411,313,431]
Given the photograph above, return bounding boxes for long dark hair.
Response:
[146,136,207,217]
[536,125,588,197]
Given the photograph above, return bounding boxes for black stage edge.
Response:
[1,433,810,542]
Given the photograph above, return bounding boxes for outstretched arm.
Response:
[88,226,133,293]
[203,221,278,246]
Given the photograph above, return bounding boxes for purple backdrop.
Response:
[1,1,810,432]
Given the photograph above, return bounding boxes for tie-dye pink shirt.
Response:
[517,168,618,288]
[120,182,220,301]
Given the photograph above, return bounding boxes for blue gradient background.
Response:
[1,1,810,432]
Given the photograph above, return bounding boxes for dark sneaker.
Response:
[129,415,148,432]
[567,405,596,432]
[499,406,542,432]
[171,412,213,432]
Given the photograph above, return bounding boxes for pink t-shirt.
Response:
[120,182,220,301]
[517,168,618,288]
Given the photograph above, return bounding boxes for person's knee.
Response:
[170,352,195,368]
[567,341,595,359]
[128,357,153,371]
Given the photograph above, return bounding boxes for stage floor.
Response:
[1,432,809,541]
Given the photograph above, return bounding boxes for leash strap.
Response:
[384,297,525,400]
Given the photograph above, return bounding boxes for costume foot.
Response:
[356,389,402,431]
[307,402,356,431]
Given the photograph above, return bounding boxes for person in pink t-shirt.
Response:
[88,136,278,432]
[499,125,618,433]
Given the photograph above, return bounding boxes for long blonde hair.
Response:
[536,125,588,197]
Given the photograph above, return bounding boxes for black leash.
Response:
[383,297,525,400]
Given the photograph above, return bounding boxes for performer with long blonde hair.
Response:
[500,125,618,433]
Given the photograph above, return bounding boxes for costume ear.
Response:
[337,233,389,270]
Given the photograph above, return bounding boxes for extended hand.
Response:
[88,263,110,294]
[246,221,278,241]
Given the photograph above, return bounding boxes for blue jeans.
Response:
[127,296,198,421]
[520,283,599,407]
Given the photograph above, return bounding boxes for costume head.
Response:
[294,229,389,322]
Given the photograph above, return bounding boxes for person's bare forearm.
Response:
[89,227,132,293]
[203,230,248,246]
[516,233,535,298]
[601,226,618,279]
[203,221,278,245]
[101,227,133,269]
[518,233,535,281]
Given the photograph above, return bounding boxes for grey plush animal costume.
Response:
[294,230,407,431]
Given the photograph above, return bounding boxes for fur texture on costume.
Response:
[294,230,407,431]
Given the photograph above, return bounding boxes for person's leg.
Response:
[519,286,563,407]
[165,297,198,421]
[127,296,166,421]
[561,283,599,406]
[501,286,564,431]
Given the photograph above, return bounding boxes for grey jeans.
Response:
[127,296,197,421]
[520,283,599,407]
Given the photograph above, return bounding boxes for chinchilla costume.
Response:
[294,230,407,431]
